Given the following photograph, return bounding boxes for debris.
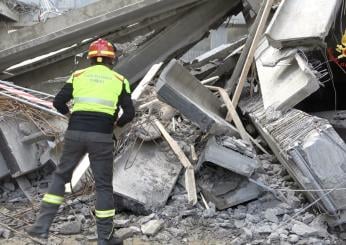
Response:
[197,136,258,177]
[138,214,156,225]
[198,166,262,210]
[113,140,182,210]
[291,221,320,237]
[114,227,141,240]
[230,0,274,107]
[265,0,341,49]
[156,59,237,134]
[154,119,197,205]
[141,219,164,236]
[241,98,346,226]
[254,39,320,112]
[58,220,82,235]
[116,0,242,83]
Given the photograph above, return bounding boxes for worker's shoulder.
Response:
[111,70,127,82]
[72,68,88,77]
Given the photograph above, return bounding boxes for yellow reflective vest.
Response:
[66,65,131,116]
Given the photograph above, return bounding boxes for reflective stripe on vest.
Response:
[95,209,115,218]
[42,193,64,205]
[74,97,115,107]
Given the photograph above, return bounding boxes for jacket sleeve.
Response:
[53,77,73,115]
[116,79,135,127]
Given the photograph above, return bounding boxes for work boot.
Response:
[25,203,59,239]
[97,217,123,245]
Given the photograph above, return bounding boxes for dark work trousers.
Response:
[48,130,114,211]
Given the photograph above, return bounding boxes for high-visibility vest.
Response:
[67,65,131,116]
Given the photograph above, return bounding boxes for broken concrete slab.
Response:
[197,136,258,177]
[113,140,182,210]
[313,111,346,141]
[240,97,346,226]
[0,0,204,72]
[0,117,45,177]
[116,0,242,83]
[0,151,10,180]
[156,59,237,134]
[265,0,341,49]
[198,166,262,210]
[255,39,320,112]
[190,36,247,68]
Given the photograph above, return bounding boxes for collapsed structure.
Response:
[1,0,346,243]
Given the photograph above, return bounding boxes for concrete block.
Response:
[265,0,341,48]
[114,227,141,240]
[117,0,242,83]
[198,166,262,210]
[197,136,258,177]
[0,118,44,177]
[0,0,203,72]
[156,59,237,134]
[291,221,319,237]
[0,151,9,179]
[112,141,182,210]
[255,39,320,112]
[141,219,164,236]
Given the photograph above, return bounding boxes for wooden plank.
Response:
[154,119,198,205]
[206,86,250,143]
[132,63,163,101]
[231,0,274,107]
[185,167,198,205]
[190,144,198,161]
[154,119,192,168]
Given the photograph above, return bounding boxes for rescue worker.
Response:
[26,38,135,245]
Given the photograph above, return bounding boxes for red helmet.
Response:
[87,38,116,59]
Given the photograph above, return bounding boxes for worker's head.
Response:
[87,38,118,68]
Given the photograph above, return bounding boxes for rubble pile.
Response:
[1,0,346,244]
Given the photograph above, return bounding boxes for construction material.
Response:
[207,86,250,142]
[132,63,163,101]
[112,140,182,209]
[0,0,203,72]
[154,119,197,205]
[198,166,262,210]
[265,0,341,48]
[190,36,247,68]
[254,40,320,112]
[0,151,9,180]
[0,118,44,177]
[230,0,274,106]
[116,0,242,83]
[0,80,62,117]
[0,1,19,21]
[21,131,55,145]
[156,59,237,134]
[241,97,346,226]
[225,0,266,94]
[197,136,258,177]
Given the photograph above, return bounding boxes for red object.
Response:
[87,39,116,59]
